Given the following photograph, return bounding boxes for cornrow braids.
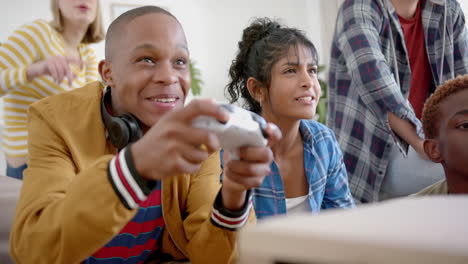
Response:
[225,17,318,114]
[422,74,468,139]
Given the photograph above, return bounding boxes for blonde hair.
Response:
[50,0,105,44]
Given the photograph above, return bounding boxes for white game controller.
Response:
[192,103,268,160]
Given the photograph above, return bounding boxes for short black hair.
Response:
[105,6,177,60]
[225,18,318,114]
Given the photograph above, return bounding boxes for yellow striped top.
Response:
[0,19,100,158]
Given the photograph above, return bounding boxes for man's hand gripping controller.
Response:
[192,104,268,160]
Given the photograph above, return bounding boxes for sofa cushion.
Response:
[0,176,22,264]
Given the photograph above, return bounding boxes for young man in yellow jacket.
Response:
[10,6,281,264]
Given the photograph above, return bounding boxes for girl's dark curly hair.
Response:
[225,18,318,114]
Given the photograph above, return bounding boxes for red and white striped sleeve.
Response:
[107,146,155,209]
[211,189,253,231]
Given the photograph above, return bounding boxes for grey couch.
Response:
[0,176,21,264]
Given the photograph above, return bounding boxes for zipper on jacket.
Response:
[161,182,189,258]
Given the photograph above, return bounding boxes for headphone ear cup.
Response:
[101,86,142,149]
[122,114,143,143]
[108,118,131,149]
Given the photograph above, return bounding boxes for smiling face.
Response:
[261,44,320,122]
[57,0,98,26]
[100,13,190,131]
[433,88,468,176]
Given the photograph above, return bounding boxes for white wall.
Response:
[460,0,468,14]
[1,0,468,100]
[1,0,52,39]
[0,0,324,101]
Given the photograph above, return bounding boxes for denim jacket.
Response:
[221,120,355,220]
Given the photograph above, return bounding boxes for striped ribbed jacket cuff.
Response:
[107,145,156,209]
[211,188,253,231]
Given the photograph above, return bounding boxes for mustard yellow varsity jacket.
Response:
[10,81,254,264]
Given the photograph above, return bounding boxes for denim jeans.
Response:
[6,163,27,180]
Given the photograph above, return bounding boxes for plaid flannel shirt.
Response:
[327,0,468,203]
[221,120,355,220]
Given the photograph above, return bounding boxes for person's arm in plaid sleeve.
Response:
[336,3,421,153]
